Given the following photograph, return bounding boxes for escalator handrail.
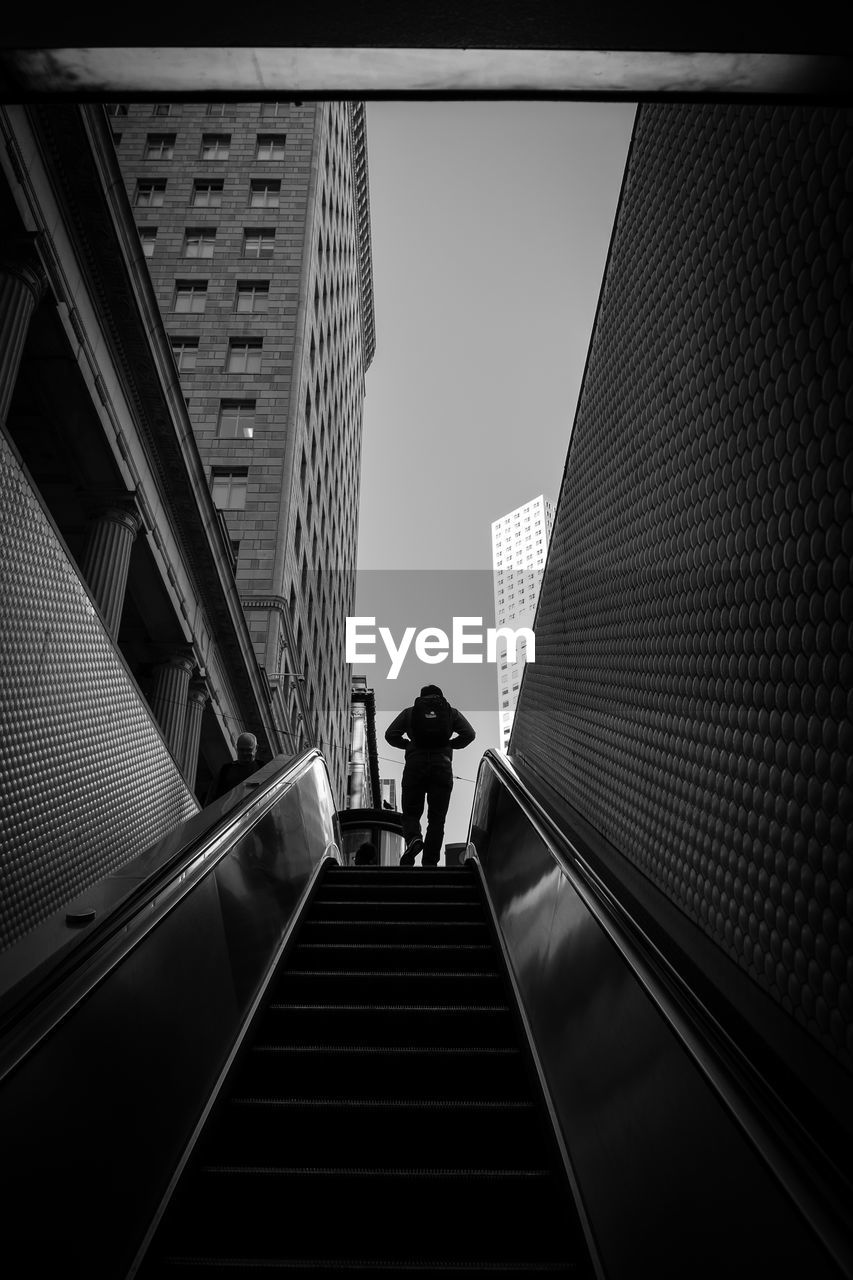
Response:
[472,748,853,1277]
[0,747,337,1085]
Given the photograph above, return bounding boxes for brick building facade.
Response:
[112,100,375,801]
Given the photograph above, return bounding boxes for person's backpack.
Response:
[409,694,454,748]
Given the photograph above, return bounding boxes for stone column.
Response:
[181,680,208,787]
[150,654,195,761]
[0,240,48,426]
[80,504,141,637]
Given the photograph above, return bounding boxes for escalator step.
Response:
[201,1164,553,1176]
[156,1166,570,1261]
[273,970,505,1003]
[288,944,496,972]
[208,1095,550,1167]
[298,923,490,944]
[238,1043,529,1099]
[257,1003,514,1047]
[157,1255,581,1274]
[307,902,485,919]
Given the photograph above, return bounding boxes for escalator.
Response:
[137,863,592,1276]
[2,748,849,1279]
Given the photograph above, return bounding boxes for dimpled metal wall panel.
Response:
[0,433,199,952]
[511,104,853,1072]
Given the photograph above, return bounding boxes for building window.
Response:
[201,133,230,160]
[235,281,270,314]
[227,339,263,373]
[183,228,216,258]
[191,180,223,207]
[135,180,166,207]
[256,133,286,160]
[138,227,157,257]
[152,103,172,117]
[218,399,256,439]
[243,229,275,258]
[174,281,208,313]
[112,132,122,148]
[145,133,175,160]
[106,103,129,117]
[211,469,248,510]
[170,337,199,371]
[249,179,280,208]
[260,101,286,117]
[206,102,227,117]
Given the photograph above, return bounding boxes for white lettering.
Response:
[487,626,535,664]
[379,625,416,680]
[346,617,377,663]
[415,627,449,664]
[453,616,483,663]
[346,617,536,676]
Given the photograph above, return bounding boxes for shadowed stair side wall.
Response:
[0,429,198,951]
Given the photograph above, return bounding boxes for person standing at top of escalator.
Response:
[206,732,262,803]
[385,685,476,866]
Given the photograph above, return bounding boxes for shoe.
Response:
[400,837,423,865]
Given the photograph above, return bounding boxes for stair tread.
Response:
[304,920,487,926]
[295,943,493,950]
[268,1003,509,1012]
[283,970,501,977]
[159,1256,578,1272]
[200,1166,552,1178]
[251,1044,520,1054]
[228,1097,534,1109]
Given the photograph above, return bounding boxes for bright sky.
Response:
[353,100,637,854]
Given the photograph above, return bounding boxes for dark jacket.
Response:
[385,705,476,764]
[206,758,261,804]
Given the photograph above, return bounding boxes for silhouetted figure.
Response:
[385,685,475,866]
[354,840,378,866]
[206,732,261,803]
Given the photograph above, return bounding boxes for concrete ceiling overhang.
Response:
[1,7,851,100]
[0,48,850,100]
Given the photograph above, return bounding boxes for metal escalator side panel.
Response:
[0,748,335,1073]
[467,756,850,1280]
[0,752,341,1280]
[464,849,606,1280]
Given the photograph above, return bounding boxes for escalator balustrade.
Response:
[138,863,593,1277]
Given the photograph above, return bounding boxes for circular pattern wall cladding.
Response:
[514,104,853,1070]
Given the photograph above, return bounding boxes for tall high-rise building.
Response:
[491,494,555,751]
[111,99,375,802]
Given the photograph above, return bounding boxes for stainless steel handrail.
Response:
[471,748,853,1279]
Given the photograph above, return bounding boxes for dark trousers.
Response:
[400,754,453,865]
